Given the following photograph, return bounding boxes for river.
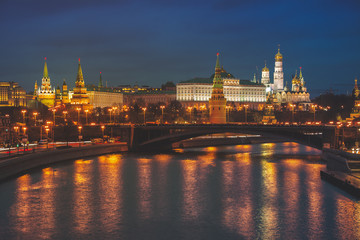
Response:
[0,142,360,239]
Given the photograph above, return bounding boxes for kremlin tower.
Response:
[71,58,90,108]
[349,78,360,120]
[37,57,55,107]
[62,79,69,104]
[261,61,271,92]
[209,53,227,124]
[273,46,284,91]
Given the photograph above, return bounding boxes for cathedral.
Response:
[261,47,310,108]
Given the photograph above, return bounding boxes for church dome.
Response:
[275,48,283,61]
[262,66,269,72]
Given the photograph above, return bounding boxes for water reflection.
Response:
[73,159,94,234]
[98,155,123,232]
[137,157,152,219]
[3,143,360,239]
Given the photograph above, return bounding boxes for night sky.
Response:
[1,0,359,97]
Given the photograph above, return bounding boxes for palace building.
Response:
[0,82,26,107]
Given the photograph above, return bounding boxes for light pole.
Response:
[290,104,295,123]
[312,104,317,122]
[108,108,113,124]
[78,126,82,147]
[226,106,230,122]
[85,109,89,125]
[22,127,27,135]
[187,106,193,123]
[63,111,68,125]
[112,107,118,123]
[101,125,105,139]
[76,107,81,125]
[160,105,165,123]
[21,110,27,124]
[244,105,249,123]
[142,107,147,124]
[52,108,56,126]
[33,112,38,126]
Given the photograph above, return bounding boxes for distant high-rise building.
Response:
[209,53,227,124]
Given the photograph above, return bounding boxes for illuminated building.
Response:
[36,58,55,107]
[123,91,175,106]
[86,73,124,108]
[71,59,91,109]
[55,86,62,106]
[262,94,277,124]
[176,66,266,109]
[0,82,26,106]
[261,62,271,92]
[273,47,284,91]
[349,78,360,120]
[62,79,69,104]
[209,53,227,124]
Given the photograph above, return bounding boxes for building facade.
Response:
[0,82,26,107]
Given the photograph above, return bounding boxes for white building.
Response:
[177,69,266,103]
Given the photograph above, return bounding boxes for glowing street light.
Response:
[63,111,68,125]
[187,106,193,123]
[160,105,165,123]
[112,106,118,123]
[108,108,113,124]
[244,104,249,123]
[52,108,56,126]
[22,127,27,135]
[101,125,105,138]
[76,107,81,125]
[290,104,295,123]
[78,126,82,147]
[142,107,147,124]
[84,109,89,125]
[21,109,27,124]
[312,104,318,122]
[33,112,38,126]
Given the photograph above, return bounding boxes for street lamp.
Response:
[312,104,317,122]
[226,106,231,122]
[160,105,165,123]
[101,125,105,139]
[84,109,89,125]
[142,107,147,124]
[244,104,249,123]
[21,110,27,124]
[78,126,82,147]
[22,127,27,135]
[76,107,81,125]
[52,108,56,126]
[187,106,193,123]
[290,104,295,123]
[63,111,68,125]
[33,112,38,126]
[112,106,118,123]
[108,108,113,124]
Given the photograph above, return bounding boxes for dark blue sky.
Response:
[1,0,359,97]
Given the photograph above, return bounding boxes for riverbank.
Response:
[0,143,127,182]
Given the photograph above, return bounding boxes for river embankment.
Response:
[0,143,127,182]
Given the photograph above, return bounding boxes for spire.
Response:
[354,78,359,99]
[63,79,67,86]
[43,57,49,78]
[76,58,84,87]
[98,72,103,88]
[216,53,220,69]
[253,73,257,83]
[299,67,303,79]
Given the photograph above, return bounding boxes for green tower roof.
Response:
[43,57,49,78]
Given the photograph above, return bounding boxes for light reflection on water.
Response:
[1,142,360,239]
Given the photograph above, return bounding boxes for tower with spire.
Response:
[71,59,91,108]
[98,72,103,88]
[209,53,227,124]
[261,61,271,92]
[62,79,69,104]
[273,46,284,91]
[37,57,55,107]
[349,78,360,120]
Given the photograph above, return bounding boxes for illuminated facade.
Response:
[273,47,284,91]
[62,80,69,104]
[209,53,227,124]
[36,58,55,107]
[350,78,360,120]
[0,82,26,106]
[71,59,91,108]
[177,71,266,103]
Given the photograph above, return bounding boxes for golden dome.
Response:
[275,48,283,61]
[262,65,269,72]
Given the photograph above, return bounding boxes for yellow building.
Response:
[209,53,227,124]
[0,82,26,107]
[36,58,55,107]
[71,59,92,110]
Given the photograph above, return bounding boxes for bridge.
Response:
[123,124,337,152]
